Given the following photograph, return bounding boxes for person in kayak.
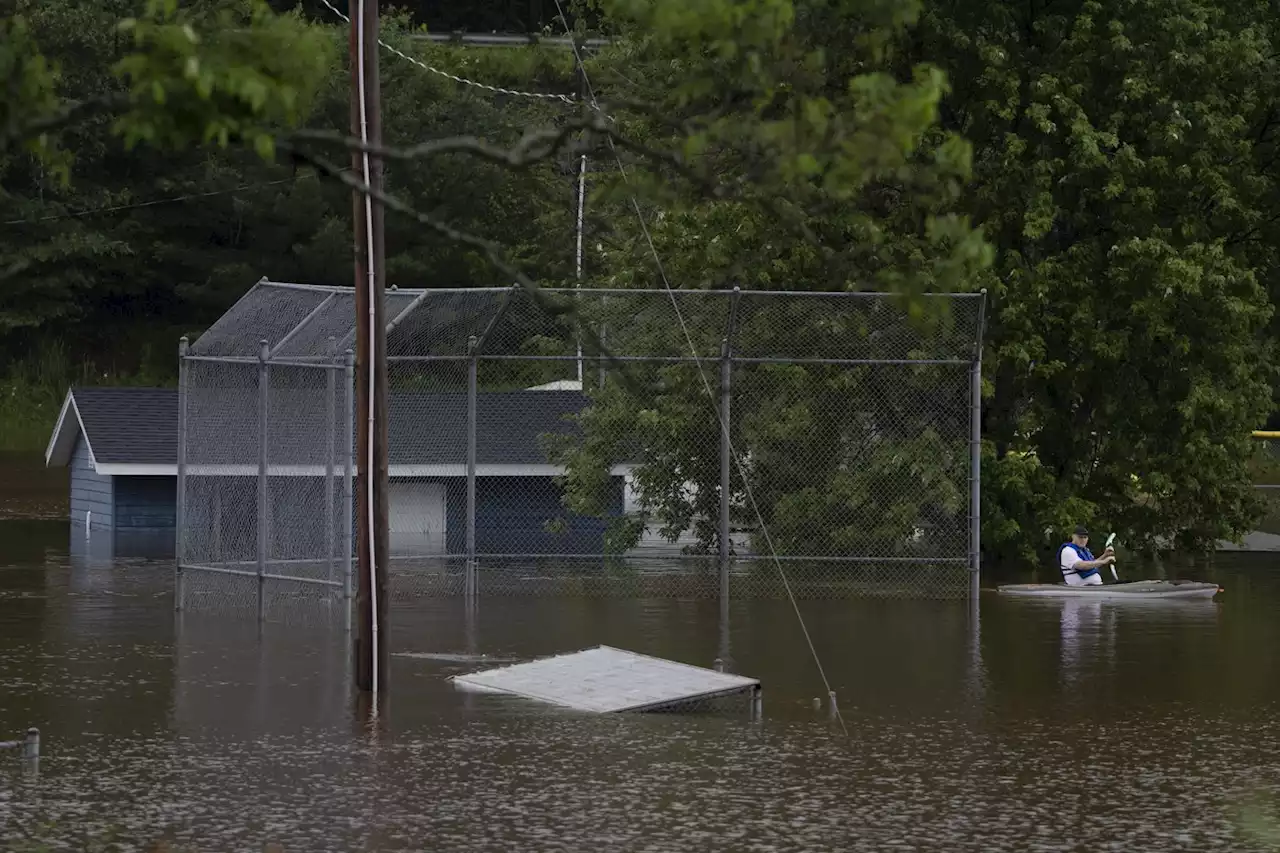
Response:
[1058,525,1115,586]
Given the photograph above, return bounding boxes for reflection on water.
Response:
[1,518,1279,850]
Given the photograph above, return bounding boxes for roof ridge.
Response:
[71,384,176,391]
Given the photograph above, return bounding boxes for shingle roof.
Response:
[389,391,588,466]
[72,387,179,465]
[54,386,596,468]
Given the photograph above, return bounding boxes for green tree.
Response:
[0,0,579,375]
[546,0,1280,568]
[917,0,1280,562]
[541,0,992,559]
[1,0,591,449]
[0,0,336,350]
[13,0,1271,573]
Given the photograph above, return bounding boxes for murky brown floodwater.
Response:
[0,452,67,522]
[2,454,1279,851]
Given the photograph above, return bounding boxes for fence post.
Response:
[970,291,987,601]
[719,338,732,606]
[466,334,478,598]
[597,311,607,390]
[326,338,338,591]
[213,486,221,565]
[719,287,741,605]
[970,354,981,599]
[343,349,355,607]
[257,339,269,621]
[175,336,189,611]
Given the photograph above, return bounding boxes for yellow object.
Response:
[1252,431,1280,439]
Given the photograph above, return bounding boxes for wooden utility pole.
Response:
[349,0,389,694]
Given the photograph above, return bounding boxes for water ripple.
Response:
[1,529,1279,851]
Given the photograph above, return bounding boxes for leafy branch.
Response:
[287,121,600,170]
[287,113,729,204]
[279,141,642,391]
[0,93,128,154]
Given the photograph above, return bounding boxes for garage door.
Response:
[388,481,447,555]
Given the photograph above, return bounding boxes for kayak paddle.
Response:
[1105,532,1118,581]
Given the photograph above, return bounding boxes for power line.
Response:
[319,0,577,105]
[408,32,611,50]
[323,0,848,729]
[2,174,314,226]
[549,0,851,735]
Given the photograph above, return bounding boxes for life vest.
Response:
[1058,543,1098,578]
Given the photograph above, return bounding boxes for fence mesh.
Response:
[178,308,352,618]
[177,281,983,616]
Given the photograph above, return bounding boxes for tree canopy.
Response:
[918,0,1280,559]
[0,0,575,366]
[547,0,1280,563]
[540,0,991,561]
[2,0,1277,566]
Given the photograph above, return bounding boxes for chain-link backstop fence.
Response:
[176,280,985,616]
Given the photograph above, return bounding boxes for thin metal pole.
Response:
[718,287,741,606]
[718,582,731,676]
[268,294,336,359]
[384,354,970,367]
[573,46,588,386]
[970,354,981,599]
[176,564,344,587]
[719,339,732,606]
[466,335,478,597]
[343,349,356,609]
[574,153,587,385]
[257,339,270,621]
[967,575,982,706]
[970,290,987,601]
[213,486,221,562]
[597,318,606,389]
[175,336,189,611]
[326,339,338,590]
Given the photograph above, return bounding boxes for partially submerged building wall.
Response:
[70,437,112,531]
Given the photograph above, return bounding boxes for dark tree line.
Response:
[4,0,1278,560]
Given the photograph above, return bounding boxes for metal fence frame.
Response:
[175,281,987,612]
[175,335,356,617]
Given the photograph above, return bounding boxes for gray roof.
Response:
[72,387,179,465]
[49,386,596,470]
[389,391,587,466]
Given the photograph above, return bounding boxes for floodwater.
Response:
[2,455,1280,851]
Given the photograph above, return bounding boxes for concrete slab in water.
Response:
[450,645,760,713]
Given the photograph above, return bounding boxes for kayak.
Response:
[996,580,1222,600]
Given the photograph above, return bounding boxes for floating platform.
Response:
[450,645,762,714]
[997,580,1222,600]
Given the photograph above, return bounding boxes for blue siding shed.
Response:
[69,436,113,530]
[49,388,177,534]
[47,385,634,557]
